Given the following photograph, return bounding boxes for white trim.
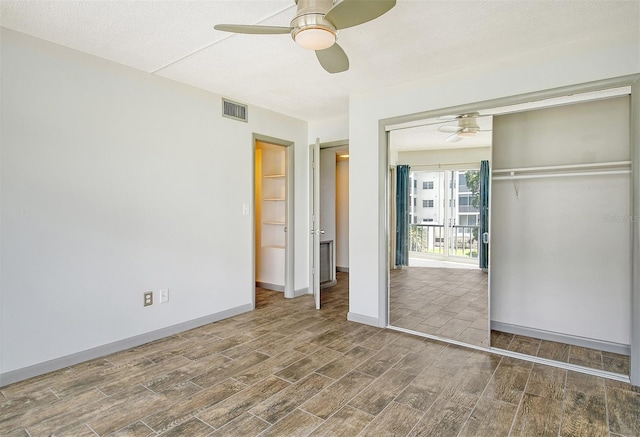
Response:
[294,287,309,297]
[630,76,640,386]
[0,304,253,387]
[255,282,284,292]
[252,134,295,302]
[388,325,630,383]
[491,321,630,356]
[348,312,382,327]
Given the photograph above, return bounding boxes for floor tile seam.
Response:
[360,399,424,437]
[252,407,322,437]
[603,380,612,437]
[133,419,158,436]
[461,354,505,434]
[84,422,99,436]
[346,368,403,412]
[556,368,569,437]
[247,372,335,423]
[506,360,536,436]
[296,369,378,420]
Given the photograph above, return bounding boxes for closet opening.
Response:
[254,136,294,308]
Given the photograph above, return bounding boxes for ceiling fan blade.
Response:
[214,24,292,35]
[438,125,462,133]
[324,0,396,30]
[446,133,463,143]
[316,43,349,74]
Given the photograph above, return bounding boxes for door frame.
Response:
[379,74,640,385]
[252,133,295,308]
[309,138,350,309]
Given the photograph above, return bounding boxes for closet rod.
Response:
[493,161,631,175]
[493,169,631,181]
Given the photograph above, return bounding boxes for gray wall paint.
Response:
[0,29,308,376]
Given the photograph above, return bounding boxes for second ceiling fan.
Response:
[437,112,490,143]
[214,0,396,74]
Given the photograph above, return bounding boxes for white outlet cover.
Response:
[160,289,169,303]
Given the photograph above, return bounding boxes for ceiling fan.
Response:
[213,0,396,74]
[437,112,489,143]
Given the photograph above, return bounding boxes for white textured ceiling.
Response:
[1,0,638,125]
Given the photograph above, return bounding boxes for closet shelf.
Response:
[264,174,285,179]
[263,198,285,201]
[263,244,285,249]
[263,220,285,225]
[493,161,631,181]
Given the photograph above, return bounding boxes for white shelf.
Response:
[264,244,285,249]
[263,198,285,201]
[264,174,285,178]
[263,220,285,225]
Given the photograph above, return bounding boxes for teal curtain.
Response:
[395,165,410,266]
[479,160,490,270]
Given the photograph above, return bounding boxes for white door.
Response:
[310,139,321,309]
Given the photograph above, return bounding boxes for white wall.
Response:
[336,159,349,269]
[0,29,308,377]
[396,147,491,168]
[491,97,631,346]
[348,30,640,324]
[309,117,349,145]
[320,149,337,247]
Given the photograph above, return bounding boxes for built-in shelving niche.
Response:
[255,142,286,289]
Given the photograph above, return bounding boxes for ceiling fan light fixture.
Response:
[457,128,478,138]
[294,27,336,50]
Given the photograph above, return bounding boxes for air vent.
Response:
[222,98,248,122]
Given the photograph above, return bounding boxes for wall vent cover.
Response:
[222,98,248,122]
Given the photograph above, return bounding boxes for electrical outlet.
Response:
[159,289,169,303]
[144,291,153,307]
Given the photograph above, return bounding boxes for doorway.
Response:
[310,140,350,309]
[254,136,294,307]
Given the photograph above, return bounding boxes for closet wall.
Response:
[490,96,631,349]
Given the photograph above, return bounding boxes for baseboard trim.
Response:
[321,280,337,289]
[336,266,349,273]
[491,321,630,356]
[0,303,253,387]
[256,281,284,292]
[347,312,382,327]
[294,287,309,297]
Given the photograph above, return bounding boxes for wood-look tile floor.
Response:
[2,272,639,437]
[492,330,631,376]
[390,267,489,347]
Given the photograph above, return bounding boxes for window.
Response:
[422,181,434,189]
[413,197,417,207]
[423,199,434,208]
[459,215,478,226]
[413,179,417,189]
